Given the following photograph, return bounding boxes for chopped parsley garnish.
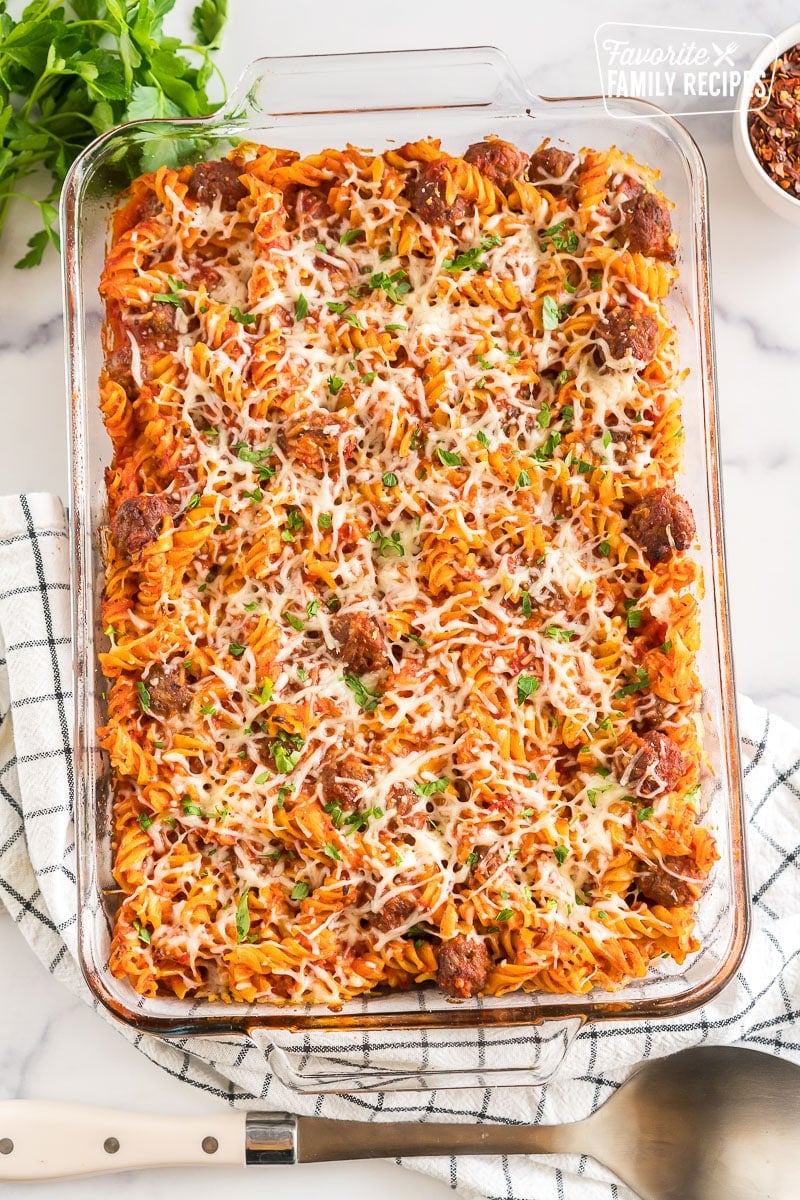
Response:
[327,301,348,313]
[133,919,151,945]
[614,667,651,699]
[442,245,487,273]
[367,529,404,557]
[626,607,643,629]
[506,349,522,362]
[475,353,493,370]
[343,805,384,833]
[361,371,377,384]
[182,797,202,816]
[542,294,561,331]
[515,469,531,490]
[342,312,363,329]
[306,600,319,619]
[235,890,250,942]
[436,446,462,467]
[535,431,562,461]
[590,271,602,290]
[406,631,426,647]
[186,493,201,511]
[284,611,304,632]
[250,679,274,704]
[553,843,569,865]
[328,375,344,395]
[497,907,514,922]
[598,540,611,557]
[324,842,343,861]
[136,681,151,713]
[413,778,449,796]
[137,813,154,832]
[661,639,673,654]
[516,674,541,705]
[477,431,491,449]
[294,293,309,321]
[290,882,309,900]
[343,673,381,713]
[318,512,333,530]
[272,736,303,774]
[244,487,263,504]
[637,806,655,821]
[314,242,327,253]
[481,233,503,249]
[539,220,579,254]
[521,591,532,619]
[382,471,398,488]
[544,625,575,643]
[230,306,257,326]
[152,275,186,305]
[244,600,259,611]
[228,642,246,658]
[339,228,363,244]
[200,703,216,715]
[466,850,479,869]
[537,402,551,429]
[686,784,701,804]
[369,269,410,303]
[297,667,308,682]
[385,322,407,332]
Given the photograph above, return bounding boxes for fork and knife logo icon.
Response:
[711,41,739,66]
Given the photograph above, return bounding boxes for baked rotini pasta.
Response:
[98,134,713,1006]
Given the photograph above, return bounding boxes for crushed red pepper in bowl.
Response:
[748,44,800,197]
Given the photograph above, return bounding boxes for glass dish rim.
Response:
[62,44,750,1040]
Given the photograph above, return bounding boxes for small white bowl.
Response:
[733,22,800,224]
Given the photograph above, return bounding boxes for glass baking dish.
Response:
[62,46,749,1092]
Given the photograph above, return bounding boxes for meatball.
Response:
[628,488,696,565]
[464,138,528,187]
[529,146,574,186]
[374,893,417,932]
[144,662,193,716]
[320,753,372,809]
[330,612,388,674]
[149,301,179,349]
[106,345,137,400]
[387,782,426,829]
[637,856,702,907]
[409,159,469,226]
[620,191,675,260]
[111,494,173,556]
[600,307,659,365]
[614,730,688,797]
[186,159,247,210]
[436,935,490,999]
[292,187,332,228]
[276,412,359,474]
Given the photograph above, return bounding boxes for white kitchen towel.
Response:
[2,492,800,1200]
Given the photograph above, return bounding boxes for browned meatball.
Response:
[409,159,469,226]
[186,159,247,210]
[529,146,575,186]
[614,730,688,797]
[277,412,359,474]
[620,191,675,260]
[637,856,702,907]
[292,187,333,227]
[111,494,173,556]
[600,307,659,364]
[106,345,137,400]
[628,488,696,564]
[151,301,177,336]
[437,935,490,999]
[145,662,193,716]
[320,753,372,809]
[330,612,388,674]
[387,782,426,829]
[464,138,528,187]
[374,893,417,932]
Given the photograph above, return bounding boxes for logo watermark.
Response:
[595,23,777,118]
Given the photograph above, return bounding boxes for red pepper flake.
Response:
[748,45,800,196]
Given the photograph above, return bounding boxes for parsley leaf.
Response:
[339,228,363,244]
[542,295,561,331]
[614,667,651,699]
[235,890,250,942]
[413,778,449,796]
[436,447,462,467]
[136,681,151,714]
[477,431,491,449]
[318,512,333,529]
[328,375,344,395]
[442,246,488,273]
[290,882,309,900]
[344,674,381,713]
[382,471,398,488]
[230,307,256,326]
[516,674,541,705]
[553,843,569,865]
[369,270,410,303]
[294,293,309,321]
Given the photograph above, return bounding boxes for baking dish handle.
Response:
[221,47,539,125]
[251,1016,583,1094]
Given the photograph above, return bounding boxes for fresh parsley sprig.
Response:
[0,0,229,268]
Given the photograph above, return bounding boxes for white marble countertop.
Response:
[1,1,799,1196]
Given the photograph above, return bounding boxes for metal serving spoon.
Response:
[1,1046,797,1197]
